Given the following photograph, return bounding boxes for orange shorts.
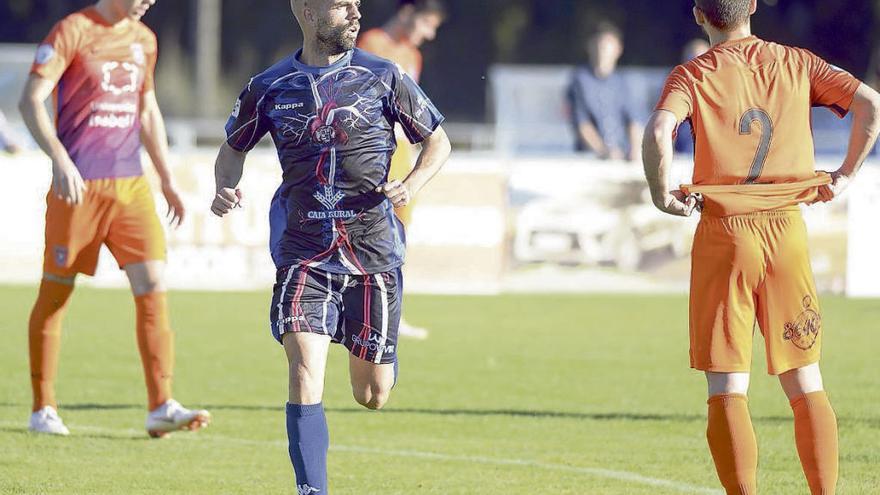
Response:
[43,176,166,278]
[689,208,821,375]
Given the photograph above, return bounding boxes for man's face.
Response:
[589,32,623,69]
[313,0,362,54]
[405,12,444,47]
[120,0,156,20]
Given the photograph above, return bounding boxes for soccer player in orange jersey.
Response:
[18,0,210,437]
[357,0,446,340]
[642,1,880,493]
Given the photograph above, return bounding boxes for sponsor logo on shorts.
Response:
[277,315,306,327]
[275,102,304,111]
[783,296,821,350]
[53,246,68,267]
[351,334,395,355]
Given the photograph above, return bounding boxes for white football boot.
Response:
[29,406,70,436]
[145,399,211,438]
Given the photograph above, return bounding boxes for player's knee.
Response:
[288,364,324,404]
[352,384,392,410]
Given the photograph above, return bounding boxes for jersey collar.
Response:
[292,49,354,76]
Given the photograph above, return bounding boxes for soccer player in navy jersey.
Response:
[211,0,451,492]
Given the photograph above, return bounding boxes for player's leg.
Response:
[342,270,401,409]
[691,216,762,494]
[271,265,344,494]
[283,332,332,495]
[107,177,208,436]
[29,189,106,435]
[759,211,837,495]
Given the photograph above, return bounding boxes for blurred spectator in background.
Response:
[0,109,23,154]
[567,21,642,161]
[358,0,446,340]
[674,38,710,155]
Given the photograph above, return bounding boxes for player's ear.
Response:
[749,0,757,15]
[692,6,705,27]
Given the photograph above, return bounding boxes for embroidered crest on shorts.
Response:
[783,296,821,350]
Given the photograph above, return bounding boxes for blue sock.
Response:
[286,402,329,494]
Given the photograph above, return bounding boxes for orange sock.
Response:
[791,391,838,495]
[29,279,75,412]
[135,292,174,411]
[707,394,758,495]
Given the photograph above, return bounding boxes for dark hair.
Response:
[399,0,446,18]
[591,21,623,43]
[694,0,751,31]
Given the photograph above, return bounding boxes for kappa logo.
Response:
[297,484,321,495]
[783,296,821,350]
[231,99,241,118]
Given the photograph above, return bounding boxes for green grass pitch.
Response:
[0,285,877,494]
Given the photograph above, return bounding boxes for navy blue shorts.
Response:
[269,265,402,364]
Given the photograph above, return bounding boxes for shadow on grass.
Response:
[3,403,877,427]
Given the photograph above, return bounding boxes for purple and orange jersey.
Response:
[225,48,444,275]
[31,7,157,180]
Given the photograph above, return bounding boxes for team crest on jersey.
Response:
[35,44,55,65]
[783,296,821,350]
[53,246,68,267]
[130,43,145,65]
[101,61,139,95]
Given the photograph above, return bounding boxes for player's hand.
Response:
[654,190,699,217]
[51,157,87,206]
[375,180,411,208]
[211,187,242,217]
[161,180,186,228]
[815,170,853,202]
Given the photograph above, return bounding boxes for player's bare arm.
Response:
[642,109,698,217]
[211,142,246,217]
[140,89,185,227]
[18,74,86,205]
[376,125,451,208]
[822,83,880,199]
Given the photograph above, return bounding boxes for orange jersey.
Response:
[31,7,157,180]
[357,28,423,82]
[657,36,859,186]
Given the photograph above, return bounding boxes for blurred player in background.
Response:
[568,21,642,161]
[642,0,880,493]
[18,0,210,437]
[212,0,450,492]
[358,0,447,339]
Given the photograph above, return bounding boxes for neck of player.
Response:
[94,0,130,25]
[300,40,348,67]
[708,23,752,47]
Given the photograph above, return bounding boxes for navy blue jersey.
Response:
[225,48,444,274]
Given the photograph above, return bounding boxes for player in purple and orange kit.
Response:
[357,0,446,339]
[19,0,210,437]
[212,0,450,492]
[642,1,880,493]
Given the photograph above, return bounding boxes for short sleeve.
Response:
[655,65,692,122]
[225,78,271,152]
[388,66,444,144]
[142,31,158,94]
[30,18,79,83]
[807,51,860,118]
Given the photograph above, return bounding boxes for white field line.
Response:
[0,421,722,495]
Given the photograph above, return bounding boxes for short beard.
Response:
[315,21,357,55]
